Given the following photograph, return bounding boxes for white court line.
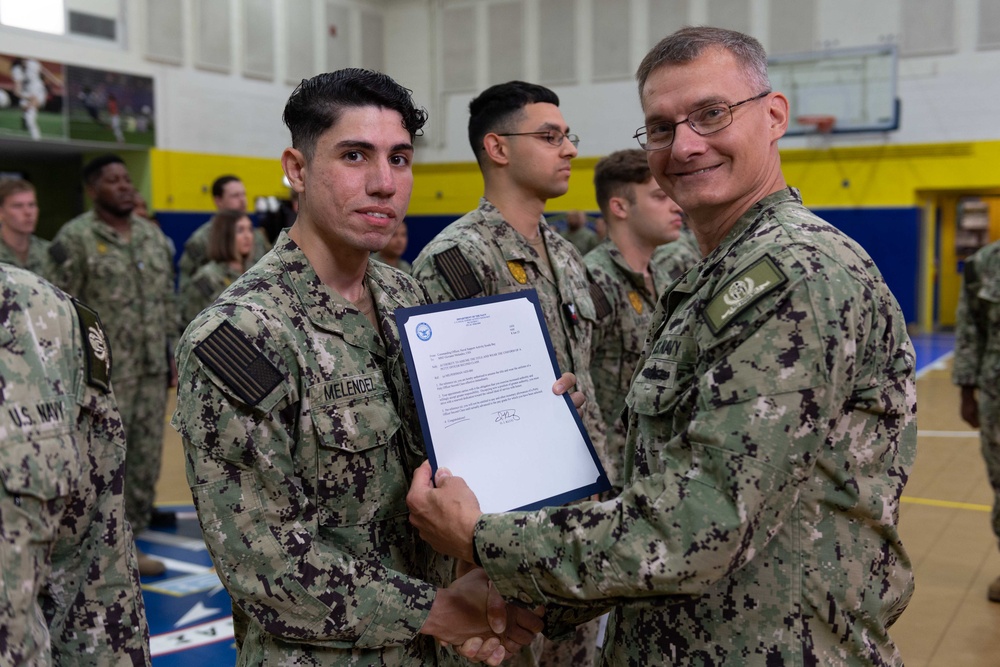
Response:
[137,530,208,551]
[148,556,213,575]
[150,617,234,656]
[915,350,953,379]
[917,430,979,438]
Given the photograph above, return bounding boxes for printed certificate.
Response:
[396,290,609,513]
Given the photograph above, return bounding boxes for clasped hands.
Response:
[421,565,543,664]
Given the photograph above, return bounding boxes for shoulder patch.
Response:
[72,299,112,392]
[589,282,613,320]
[703,255,788,335]
[48,241,68,265]
[193,321,283,407]
[433,247,483,299]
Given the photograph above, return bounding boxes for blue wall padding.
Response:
[812,207,920,323]
[159,208,921,324]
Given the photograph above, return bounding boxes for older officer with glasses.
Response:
[408,26,917,666]
[412,79,608,667]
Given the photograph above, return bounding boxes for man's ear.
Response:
[767,92,790,140]
[608,196,629,221]
[281,147,308,194]
[481,134,510,167]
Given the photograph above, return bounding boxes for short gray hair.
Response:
[636,26,770,100]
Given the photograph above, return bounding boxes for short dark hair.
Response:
[206,209,249,263]
[467,81,560,165]
[636,27,770,101]
[212,175,242,199]
[0,178,35,206]
[282,68,427,161]
[82,154,125,187]
[593,149,652,218]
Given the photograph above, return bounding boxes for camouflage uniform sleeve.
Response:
[172,309,436,649]
[953,254,985,387]
[475,260,914,609]
[0,271,149,665]
[47,223,87,298]
[177,232,207,295]
[51,301,151,665]
[412,240,488,304]
[160,229,179,350]
[583,261,614,359]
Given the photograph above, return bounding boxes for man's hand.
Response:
[420,568,544,665]
[554,372,585,411]
[960,386,980,428]
[407,462,481,563]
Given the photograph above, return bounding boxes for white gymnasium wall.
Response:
[4,0,1000,162]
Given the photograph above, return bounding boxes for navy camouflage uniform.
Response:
[0,265,150,665]
[585,239,690,491]
[0,234,54,281]
[172,231,450,665]
[48,210,176,535]
[178,259,244,336]
[473,188,917,666]
[953,238,1000,545]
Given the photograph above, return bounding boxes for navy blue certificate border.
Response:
[395,289,610,511]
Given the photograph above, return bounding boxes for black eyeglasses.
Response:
[497,130,580,148]
[633,91,770,151]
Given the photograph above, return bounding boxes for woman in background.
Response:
[179,209,254,334]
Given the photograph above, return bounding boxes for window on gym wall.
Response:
[0,0,121,43]
[0,0,65,34]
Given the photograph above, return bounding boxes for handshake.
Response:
[421,564,544,665]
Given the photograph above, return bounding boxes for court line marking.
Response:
[915,350,952,379]
[901,496,990,512]
[917,430,979,438]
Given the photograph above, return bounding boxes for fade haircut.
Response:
[593,149,652,219]
[0,178,35,206]
[206,209,249,263]
[636,27,770,103]
[82,154,125,187]
[467,81,560,166]
[212,175,242,199]
[282,68,427,162]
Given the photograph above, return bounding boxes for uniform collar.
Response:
[476,197,553,265]
[85,209,145,244]
[273,231,403,357]
[700,187,800,272]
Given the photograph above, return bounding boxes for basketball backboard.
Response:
[769,44,899,135]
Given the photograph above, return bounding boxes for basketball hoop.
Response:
[796,115,836,134]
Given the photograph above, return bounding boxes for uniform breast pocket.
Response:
[626,349,697,473]
[311,395,407,528]
[0,427,80,551]
[89,252,129,282]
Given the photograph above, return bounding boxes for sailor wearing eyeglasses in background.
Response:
[411,80,608,667]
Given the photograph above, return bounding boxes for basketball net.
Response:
[796,115,836,149]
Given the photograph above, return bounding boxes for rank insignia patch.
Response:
[628,291,643,314]
[507,260,528,285]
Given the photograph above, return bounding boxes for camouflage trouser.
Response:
[115,373,168,534]
[980,390,1000,545]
